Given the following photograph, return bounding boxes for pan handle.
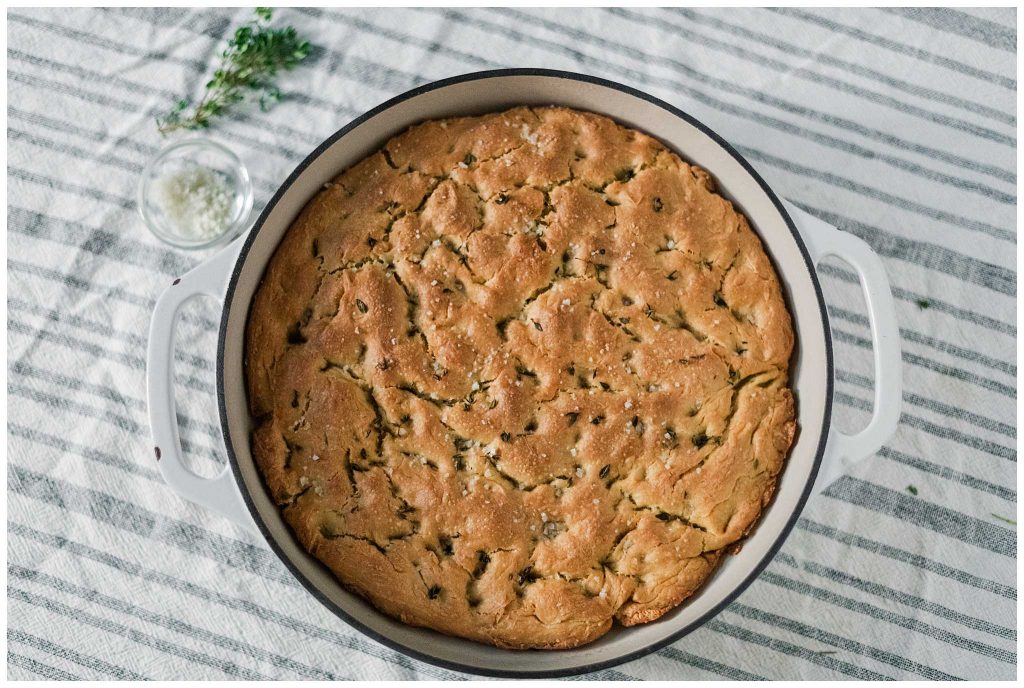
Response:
[146,239,256,530]
[784,202,903,492]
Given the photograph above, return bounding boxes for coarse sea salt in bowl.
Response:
[138,138,254,250]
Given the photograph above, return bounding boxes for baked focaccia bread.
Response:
[246,106,796,649]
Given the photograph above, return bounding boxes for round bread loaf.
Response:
[246,106,796,649]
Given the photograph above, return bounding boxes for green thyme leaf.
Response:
[906,485,918,495]
[157,8,311,135]
[991,513,1016,526]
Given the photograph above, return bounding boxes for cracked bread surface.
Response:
[245,106,796,649]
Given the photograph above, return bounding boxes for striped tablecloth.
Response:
[8,7,1016,680]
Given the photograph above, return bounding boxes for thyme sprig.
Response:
[157,8,311,135]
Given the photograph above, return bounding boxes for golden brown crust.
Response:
[245,106,796,649]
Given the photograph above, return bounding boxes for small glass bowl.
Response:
[137,138,254,250]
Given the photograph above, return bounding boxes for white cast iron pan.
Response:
[147,70,902,677]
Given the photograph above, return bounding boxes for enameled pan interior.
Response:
[217,71,832,677]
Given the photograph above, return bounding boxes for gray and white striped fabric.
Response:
[8,7,1016,680]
